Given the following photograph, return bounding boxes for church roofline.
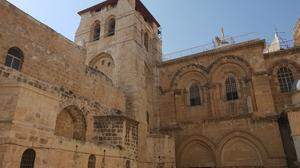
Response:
[2,0,84,51]
[135,0,160,27]
[78,0,160,27]
[160,39,265,66]
[78,0,118,15]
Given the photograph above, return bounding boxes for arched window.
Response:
[92,21,101,41]
[144,32,149,50]
[277,66,294,93]
[5,47,23,71]
[88,155,96,168]
[189,84,201,106]
[20,149,35,168]
[107,18,115,36]
[225,76,239,101]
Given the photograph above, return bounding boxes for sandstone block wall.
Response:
[0,1,138,167]
[1,0,299,167]
[157,40,300,167]
[264,47,300,113]
[74,0,167,167]
[0,0,125,111]
[0,75,131,168]
[0,0,175,167]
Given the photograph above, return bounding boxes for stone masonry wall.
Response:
[74,0,166,167]
[0,0,125,111]
[264,47,300,113]
[0,1,135,167]
[0,70,132,168]
[93,115,138,158]
[158,40,288,167]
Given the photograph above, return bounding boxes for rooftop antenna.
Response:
[213,27,230,47]
[221,27,225,39]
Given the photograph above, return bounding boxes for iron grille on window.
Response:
[20,149,35,168]
[277,67,294,93]
[225,76,239,101]
[190,84,201,106]
[88,155,96,168]
[5,47,23,71]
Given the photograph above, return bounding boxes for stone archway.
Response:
[217,132,267,167]
[88,52,115,80]
[179,139,216,168]
[54,105,86,141]
[220,138,263,167]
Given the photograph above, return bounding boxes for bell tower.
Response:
[75,0,162,166]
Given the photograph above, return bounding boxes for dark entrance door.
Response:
[278,113,298,167]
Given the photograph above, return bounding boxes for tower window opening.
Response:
[107,18,116,36]
[92,21,101,41]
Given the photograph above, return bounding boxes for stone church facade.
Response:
[0,0,299,167]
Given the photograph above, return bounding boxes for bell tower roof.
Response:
[78,0,118,15]
[78,0,160,27]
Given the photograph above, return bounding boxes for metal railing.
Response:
[264,39,294,53]
[162,32,260,61]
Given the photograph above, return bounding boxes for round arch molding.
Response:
[268,59,300,74]
[170,63,209,90]
[216,131,268,167]
[54,105,87,141]
[177,135,216,168]
[268,59,300,81]
[88,52,115,80]
[208,55,253,79]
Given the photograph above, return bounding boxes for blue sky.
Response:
[6,0,300,54]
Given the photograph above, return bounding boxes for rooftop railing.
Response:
[264,39,294,53]
[162,32,295,61]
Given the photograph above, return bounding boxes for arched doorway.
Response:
[179,140,216,168]
[54,105,86,141]
[20,149,35,168]
[88,154,96,168]
[220,137,263,167]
